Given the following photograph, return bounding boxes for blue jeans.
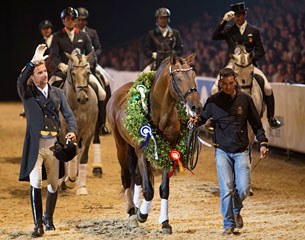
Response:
[215,148,251,229]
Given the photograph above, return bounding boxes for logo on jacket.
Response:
[247,33,253,43]
[237,106,243,115]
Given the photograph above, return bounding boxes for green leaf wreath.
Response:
[123,71,189,173]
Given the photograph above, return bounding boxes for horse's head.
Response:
[156,53,203,117]
[231,45,254,92]
[65,48,94,104]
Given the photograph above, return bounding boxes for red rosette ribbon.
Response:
[167,150,184,178]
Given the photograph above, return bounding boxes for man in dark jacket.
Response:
[76,7,111,136]
[143,7,184,70]
[49,7,105,101]
[190,68,268,235]
[17,44,77,238]
[212,2,281,129]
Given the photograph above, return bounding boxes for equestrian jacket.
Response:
[199,90,268,153]
[212,20,265,66]
[144,26,183,69]
[82,26,102,60]
[50,28,95,78]
[17,63,78,181]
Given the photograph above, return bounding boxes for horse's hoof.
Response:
[76,186,88,195]
[92,167,103,178]
[137,210,148,223]
[162,220,172,234]
[249,188,254,196]
[127,214,139,229]
[65,177,77,189]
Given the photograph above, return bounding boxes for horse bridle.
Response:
[68,63,90,93]
[169,65,198,103]
[169,64,200,171]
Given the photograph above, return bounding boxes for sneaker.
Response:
[234,213,243,229]
[222,228,234,235]
[269,117,281,129]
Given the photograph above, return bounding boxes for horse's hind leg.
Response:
[159,170,172,234]
[92,115,103,178]
[133,164,142,211]
[137,156,154,224]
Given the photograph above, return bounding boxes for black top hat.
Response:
[51,140,77,162]
[230,2,248,13]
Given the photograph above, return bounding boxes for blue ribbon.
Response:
[139,125,158,159]
[139,125,152,149]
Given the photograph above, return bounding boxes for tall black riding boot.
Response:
[100,85,111,135]
[43,190,58,230]
[30,186,44,238]
[265,93,281,128]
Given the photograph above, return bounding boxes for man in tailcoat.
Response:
[17,44,77,238]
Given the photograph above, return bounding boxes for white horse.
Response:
[59,49,98,195]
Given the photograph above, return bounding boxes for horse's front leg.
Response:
[137,154,154,224]
[159,169,172,234]
[76,137,92,195]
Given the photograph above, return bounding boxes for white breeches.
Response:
[29,138,59,193]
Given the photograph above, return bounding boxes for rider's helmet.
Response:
[38,19,53,30]
[155,7,171,18]
[77,7,89,19]
[60,7,78,19]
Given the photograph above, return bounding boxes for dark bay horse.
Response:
[107,53,202,234]
[59,49,98,195]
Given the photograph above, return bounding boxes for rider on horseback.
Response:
[212,2,281,128]
[76,7,111,135]
[143,7,184,70]
[49,7,106,101]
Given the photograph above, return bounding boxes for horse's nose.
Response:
[77,97,89,104]
[192,104,203,116]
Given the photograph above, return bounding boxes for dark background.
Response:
[3,0,254,101]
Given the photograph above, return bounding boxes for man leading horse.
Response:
[212,2,281,129]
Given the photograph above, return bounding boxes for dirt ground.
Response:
[0,102,305,240]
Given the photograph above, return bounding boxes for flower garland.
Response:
[124,71,189,173]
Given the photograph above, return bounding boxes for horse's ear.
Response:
[185,52,196,65]
[231,54,237,61]
[85,51,94,62]
[65,52,72,60]
[170,54,177,65]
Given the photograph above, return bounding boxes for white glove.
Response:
[31,44,49,64]
[152,52,157,60]
[58,63,69,73]
[223,11,235,21]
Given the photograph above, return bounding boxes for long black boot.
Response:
[43,190,58,230]
[265,93,281,128]
[100,85,111,135]
[30,186,44,238]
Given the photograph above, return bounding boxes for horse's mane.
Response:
[160,55,186,67]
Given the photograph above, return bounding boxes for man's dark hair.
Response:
[219,68,237,79]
